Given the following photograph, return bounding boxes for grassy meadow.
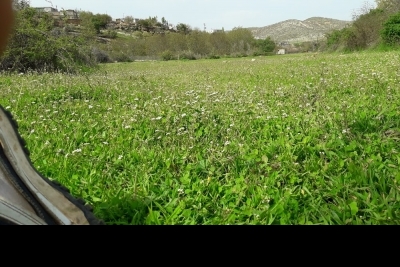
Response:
[1,51,400,225]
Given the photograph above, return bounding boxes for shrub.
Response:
[381,12,400,45]
[0,6,96,73]
[208,54,220,59]
[101,30,118,39]
[161,50,174,61]
[91,47,111,63]
[179,51,197,60]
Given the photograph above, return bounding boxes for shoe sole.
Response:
[0,106,104,225]
[0,198,46,225]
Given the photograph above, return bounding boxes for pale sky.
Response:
[30,0,376,31]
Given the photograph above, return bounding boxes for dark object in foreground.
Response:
[0,105,104,225]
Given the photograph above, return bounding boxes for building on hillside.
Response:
[210,29,224,34]
[35,7,58,13]
[64,10,79,20]
[277,49,286,55]
[34,7,80,26]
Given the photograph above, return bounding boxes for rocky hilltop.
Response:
[248,17,350,43]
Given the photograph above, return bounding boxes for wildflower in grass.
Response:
[89,105,93,109]
[342,129,350,134]
[118,155,123,160]
[178,188,184,195]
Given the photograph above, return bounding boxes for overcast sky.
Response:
[30,0,376,31]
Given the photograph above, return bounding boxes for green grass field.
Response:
[1,51,400,224]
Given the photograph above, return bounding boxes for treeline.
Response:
[325,0,400,51]
[96,30,276,62]
[72,9,277,62]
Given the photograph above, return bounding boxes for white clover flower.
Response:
[72,149,82,154]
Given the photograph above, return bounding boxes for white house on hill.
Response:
[277,49,286,55]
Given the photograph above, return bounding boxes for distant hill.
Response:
[248,17,350,43]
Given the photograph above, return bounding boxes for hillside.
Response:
[248,17,350,43]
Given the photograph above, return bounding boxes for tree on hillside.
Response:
[161,17,169,29]
[78,11,97,36]
[124,16,134,24]
[13,0,30,10]
[176,23,192,34]
[375,0,400,13]
[138,17,157,32]
[93,14,112,33]
[78,11,112,34]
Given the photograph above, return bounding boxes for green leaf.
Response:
[349,202,358,216]
[262,155,268,164]
[91,196,102,202]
